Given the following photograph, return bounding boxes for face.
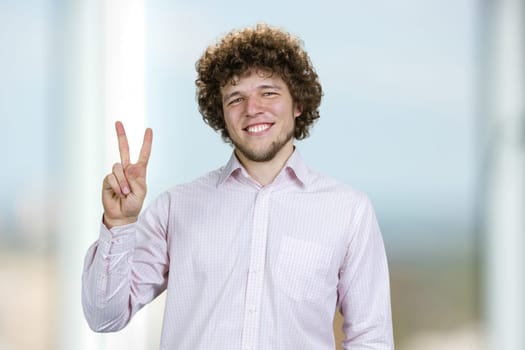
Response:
[221,69,302,163]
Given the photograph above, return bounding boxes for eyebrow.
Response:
[222,84,283,103]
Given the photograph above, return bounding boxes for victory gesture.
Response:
[102,121,153,228]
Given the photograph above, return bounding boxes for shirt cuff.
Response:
[99,221,136,254]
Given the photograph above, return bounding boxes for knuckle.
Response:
[112,162,122,172]
[105,173,120,187]
[104,173,115,184]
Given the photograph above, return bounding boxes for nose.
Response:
[245,95,263,117]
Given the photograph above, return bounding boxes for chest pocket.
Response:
[276,236,334,302]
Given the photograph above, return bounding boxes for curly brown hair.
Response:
[195,23,323,143]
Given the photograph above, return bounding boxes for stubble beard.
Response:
[232,127,295,163]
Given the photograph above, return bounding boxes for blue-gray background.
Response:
[1,0,481,349]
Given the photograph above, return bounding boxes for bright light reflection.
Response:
[104,0,146,169]
[101,1,149,349]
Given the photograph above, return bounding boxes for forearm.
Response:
[81,223,136,332]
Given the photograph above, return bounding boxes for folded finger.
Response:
[103,173,125,199]
[112,162,130,195]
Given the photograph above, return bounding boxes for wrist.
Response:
[103,214,138,229]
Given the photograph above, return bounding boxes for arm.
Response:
[81,122,167,332]
[81,194,170,332]
[337,196,394,349]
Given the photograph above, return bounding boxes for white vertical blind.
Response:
[485,0,525,349]
[104,0,146,169]
[102,1,152,349]
[58,0,104,349]
[59,0,152,349]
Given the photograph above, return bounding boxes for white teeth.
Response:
[247,124,270,133]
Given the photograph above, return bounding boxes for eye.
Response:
[262,91,278,97]
[227,97,244,106]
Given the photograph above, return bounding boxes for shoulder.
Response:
[144,167,224,216]
[152,164,232,204]
[166,167,223,194]
[291,151,370,203]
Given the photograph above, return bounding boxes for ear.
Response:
[293,103,303,118]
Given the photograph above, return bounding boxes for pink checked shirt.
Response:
[82,150,394,349]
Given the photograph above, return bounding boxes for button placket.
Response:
[241,189,271,350]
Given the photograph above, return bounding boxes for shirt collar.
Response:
[216,152,244,187]
[216,148,311,189]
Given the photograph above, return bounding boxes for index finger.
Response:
[115,121,130,166]
[137,127,153,166]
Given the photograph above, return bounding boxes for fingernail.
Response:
[123,186,130,195]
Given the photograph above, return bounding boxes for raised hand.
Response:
[102,121,153,228]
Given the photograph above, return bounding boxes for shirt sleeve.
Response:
[81,192,171,332]
[337,195,395,349]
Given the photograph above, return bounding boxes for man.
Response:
[82,23,394,349]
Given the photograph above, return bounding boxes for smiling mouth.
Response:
[245,123,273,134]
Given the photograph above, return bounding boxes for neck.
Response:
[235,143,294,187]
